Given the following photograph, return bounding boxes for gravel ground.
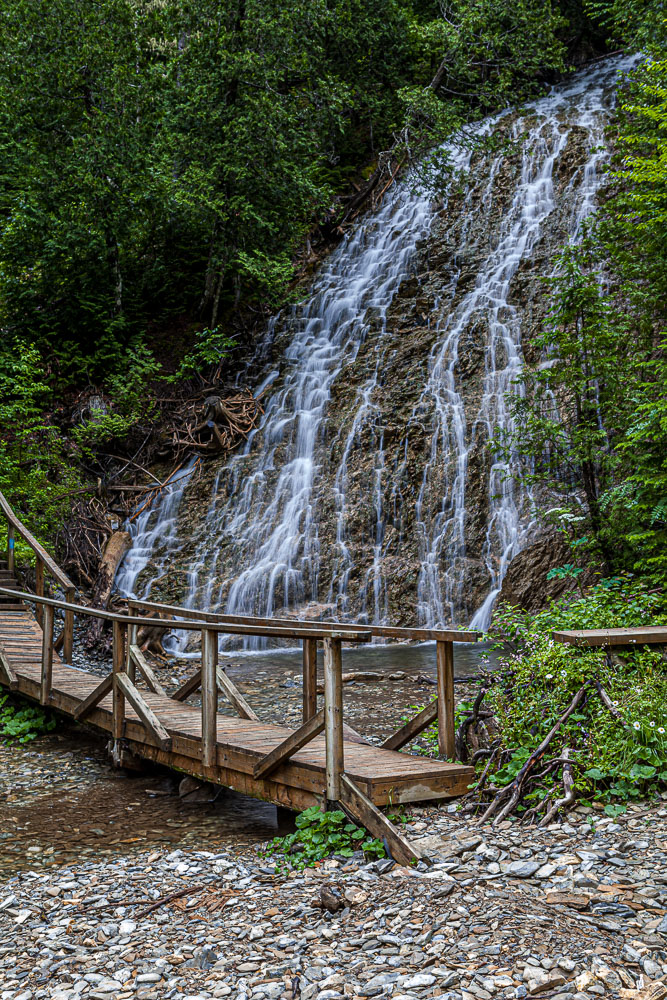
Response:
[2,799,667,1000]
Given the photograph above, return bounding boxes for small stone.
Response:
[403,974,436,989]
[507,861,541,878]
[320,887,343,912]
[344,886,368,906]
[642,958,663,979]
[528,974,566,995]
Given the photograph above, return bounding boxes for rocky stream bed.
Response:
[1,650,666,1000]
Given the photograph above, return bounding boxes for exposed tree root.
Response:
[540,747,576,825]
[479,682,589,825]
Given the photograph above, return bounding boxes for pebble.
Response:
[2,800,666,1000]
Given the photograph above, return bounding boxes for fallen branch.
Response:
[135,884,205,917]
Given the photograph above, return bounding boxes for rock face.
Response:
[124,59,629,629]
[497,534,573,611]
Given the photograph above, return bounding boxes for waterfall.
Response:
[113,459,197,599]
[115,54,637,632]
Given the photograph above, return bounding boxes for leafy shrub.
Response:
[0,693,56,743]
[261,806,385,870]
[485,577,667,814]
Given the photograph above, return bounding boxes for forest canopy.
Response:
[0,0,610,375]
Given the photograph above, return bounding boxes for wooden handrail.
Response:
[126,597,478,643]
[0,587,372,640]
[0,490,75,591]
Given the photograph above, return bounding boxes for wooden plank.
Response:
[303,637,318,722]
[553,626,667,647]
[0,647,18,690]
[127,597,476,642]
[381,698,438,751]
[40,604,54,705]
[436,640,455,759]
[339,773,421,867]
[254,708,325,779]
[201,629,217,767]
[323,637,344,802]
[112,621,125,741]
[130,644,167,697]
[116,674,172,751]
[215,666,259,722]
[171,669,202,701]
[73,673,113,720]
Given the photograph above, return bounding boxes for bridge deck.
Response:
[0,608,474,811]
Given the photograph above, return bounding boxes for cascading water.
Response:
[114,459,197,599]
[115,55,637,633]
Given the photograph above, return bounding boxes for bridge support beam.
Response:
[323,637,344,803]
[201,629,218,767]
[112,620,125,742]
[436,639,455,759]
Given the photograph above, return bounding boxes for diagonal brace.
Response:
[381,698,438,752]
[216,666,259,722]
[339,773,422,868]
[254,708,325,779]
[129,644,167,697]
[74,672,113,720]
[116,673,172,751]
[171,669,201,701]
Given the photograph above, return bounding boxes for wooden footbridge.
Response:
[0,492,477,864]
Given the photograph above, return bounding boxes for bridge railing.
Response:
[0,585,374,801]
[127,597,478,761]
[0,491,76,662]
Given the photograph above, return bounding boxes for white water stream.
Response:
[115,55,636,636]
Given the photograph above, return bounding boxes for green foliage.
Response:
[0,693,56,743]
[169,328,237,383]
[485,579,667,810]
[261,806,385,870]
[0,0,605,374]
[501,55,667,586]
[0,340,79,539]
[71,342,161,455]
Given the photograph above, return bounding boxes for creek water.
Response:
[114,54,637,641]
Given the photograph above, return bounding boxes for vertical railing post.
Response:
[62,587,75,665]
[7,523,15,575]
[40,603,54,705]
[112,620,125,742]
[436,639,455,759]
[34,557,44,626]
[126,607,138,683]
[201,628,218,768]
[302,637,318,723]
[323,637,344,804]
